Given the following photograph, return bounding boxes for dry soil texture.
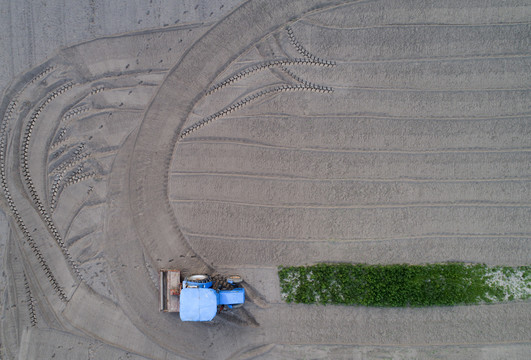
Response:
[0,0,530,359]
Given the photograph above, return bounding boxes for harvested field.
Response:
[0,0,530,359]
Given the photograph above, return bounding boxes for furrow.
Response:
[171,198,531,210]
[170,171,531,183]
[181,230,531,242]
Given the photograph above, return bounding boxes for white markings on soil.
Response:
[483,267,531,302]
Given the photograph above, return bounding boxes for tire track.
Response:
[1,68,70,301]
[331,85,531,92]
[335,53,531,64]
[198,23,338,141]
[24,0,35,66]
[170,171,531,183]
[181,84,333,139]
[171,198,531,210]
[286,25,335,64]
[213,113,531,120]
[300,19,531,30]
[207,58,334,95]
[23,274,37,327]
[46,69,178,214]
[177,139,531,155]
[20,81,82,282]
[181,230,531,242]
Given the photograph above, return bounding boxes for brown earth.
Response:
[1,0,530,359]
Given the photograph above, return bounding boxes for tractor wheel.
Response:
[185,274,212,287]
[228,275,243,284]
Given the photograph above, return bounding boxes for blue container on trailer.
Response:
[179,288,218,321]
[179,287,246,321]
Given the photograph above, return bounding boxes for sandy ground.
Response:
[0,0,530,359]
[0,0,242,95]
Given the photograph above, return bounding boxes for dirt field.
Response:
[0,0,530,359]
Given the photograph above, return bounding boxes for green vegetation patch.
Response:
[278,263,531,307]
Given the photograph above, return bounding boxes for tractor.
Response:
[159,270,245,321]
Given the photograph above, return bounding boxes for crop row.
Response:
[278,263,530,307]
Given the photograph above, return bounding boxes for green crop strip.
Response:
[278,263,531,307]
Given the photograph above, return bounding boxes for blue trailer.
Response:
[159,271,245,321]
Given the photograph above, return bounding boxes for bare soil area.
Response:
[0,0,529,359]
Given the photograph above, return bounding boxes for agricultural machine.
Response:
[159,270,245,321]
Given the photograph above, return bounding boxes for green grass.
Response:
[278,263,531,307]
